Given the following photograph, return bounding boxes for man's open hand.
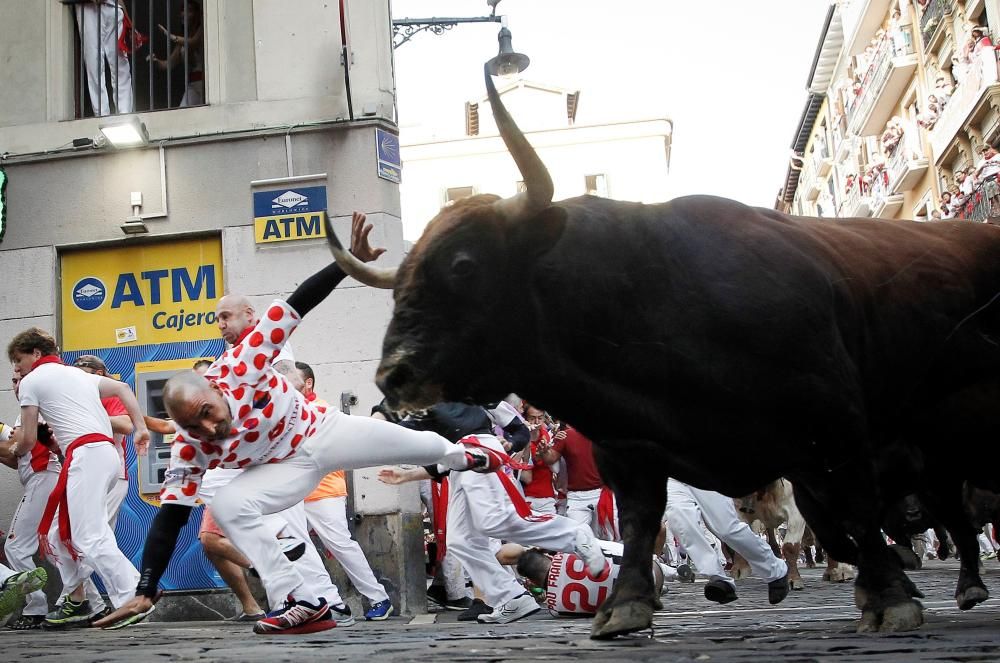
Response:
[350,212,387,263]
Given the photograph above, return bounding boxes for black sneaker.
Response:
[767,572,790,605]
[676,563,695,583]
[428,585,473,611]
[329,603,355,627]
[703,577,738,604]
[7,614,45,630]
[46,597,92,626]
[457,598,493,622]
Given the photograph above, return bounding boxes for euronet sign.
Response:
[61,237,223,351]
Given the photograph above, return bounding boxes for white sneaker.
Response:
[477,593,539,624]
[574,527,610,579]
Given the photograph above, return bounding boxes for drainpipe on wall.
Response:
[340,0,355,121]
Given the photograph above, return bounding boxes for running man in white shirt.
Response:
[7,328,149,624]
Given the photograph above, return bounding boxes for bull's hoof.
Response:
[857,608,881,633]
[731,558,751,581]
[824,564,855,583]
[790,576,805,591]
[589,600,654,640]
[956,585,989,611]
[889,544,922,571]
[878,600,924,632]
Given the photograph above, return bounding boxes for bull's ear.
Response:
[509,205,567,257]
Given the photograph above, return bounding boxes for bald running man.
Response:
[98,212,497,635]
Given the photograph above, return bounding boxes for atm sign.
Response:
[253,185,328,244]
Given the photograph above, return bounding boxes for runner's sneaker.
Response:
[101,604,156,630]
[45,596,91,626]
[329,603,355,627]
[249,538,308,577]
[253,596,335,635]
[457,598,492,621]
[573,527,610,579]
[477,592,539,624]
[0,567,47,625]
[364,599,393,621]
[7,614,45,630]
[676,563,695,583]
[427,585,472,611]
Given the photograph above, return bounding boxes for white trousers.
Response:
[210,411,467,606]
[75,2,133,116]
[525,496,557,515]
[48,444,139,608]
[0,562,13,585]
[566,488,602,534]
[666,479,786,587]
[305,496,388,603]
[5,470,58,615]
[445,436,586,607]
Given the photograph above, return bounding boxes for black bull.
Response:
[328,69,1000,639]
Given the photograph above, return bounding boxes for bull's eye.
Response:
[450,254,477,280]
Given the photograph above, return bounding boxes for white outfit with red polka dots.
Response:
[162,300,469,605]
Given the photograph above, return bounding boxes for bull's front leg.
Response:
[590,442,667,640]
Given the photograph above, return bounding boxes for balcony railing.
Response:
[840,178,874,218]
[812,142,833,176]
[920,0,947,50]
[929,52,1000,161]
[71,0,206,118]
[963,179,999,222]
[886,132,929,193]
[847,27,917,136]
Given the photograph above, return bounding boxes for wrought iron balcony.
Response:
[847,28,918,136]
[840,179,873,218]
[920,0,948,51]
[886,132,929,194]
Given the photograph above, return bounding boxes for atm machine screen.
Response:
[136,369,180,494]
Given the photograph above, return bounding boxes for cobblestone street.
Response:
[4,559,1000,661]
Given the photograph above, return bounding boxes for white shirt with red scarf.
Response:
[160,299,321,506]
[17,359,113,452]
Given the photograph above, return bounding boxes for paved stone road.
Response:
[4,560,1000,661]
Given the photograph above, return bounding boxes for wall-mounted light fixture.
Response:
[99,115,149,149]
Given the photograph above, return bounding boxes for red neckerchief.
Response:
[305,392,317,402]
[31,355,62,370]
[234,323,258,346]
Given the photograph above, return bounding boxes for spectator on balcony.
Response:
[975,144,1000,222]
[890,9,908,56]
[844,173,857,195]
[881,117,904,155]
[940,192,955,219]
[148,0,204,107]
[952,56,968,85]
[930,209,943,220]
[74,0,134,116]
[918,96,940,129]
[935,76,954,107]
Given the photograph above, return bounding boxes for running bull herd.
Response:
[329,64,1000,639]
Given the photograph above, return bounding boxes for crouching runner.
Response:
[96,212,497,635]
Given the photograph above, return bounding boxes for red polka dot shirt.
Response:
[159,300,330,505]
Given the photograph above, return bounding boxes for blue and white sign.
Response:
[376,128,402,184]
[72,276,107,311]
[252,185,329,244]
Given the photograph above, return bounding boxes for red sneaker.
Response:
[253,596,336,635]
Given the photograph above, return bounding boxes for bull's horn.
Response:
[324,214,397,289]
[485,63,553,222]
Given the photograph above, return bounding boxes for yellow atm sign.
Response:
[253,185,328,244]
[60,237,223,351]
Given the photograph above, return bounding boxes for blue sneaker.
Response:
[364,599,393,621]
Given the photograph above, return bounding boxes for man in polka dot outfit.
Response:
[97,212,496,635]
